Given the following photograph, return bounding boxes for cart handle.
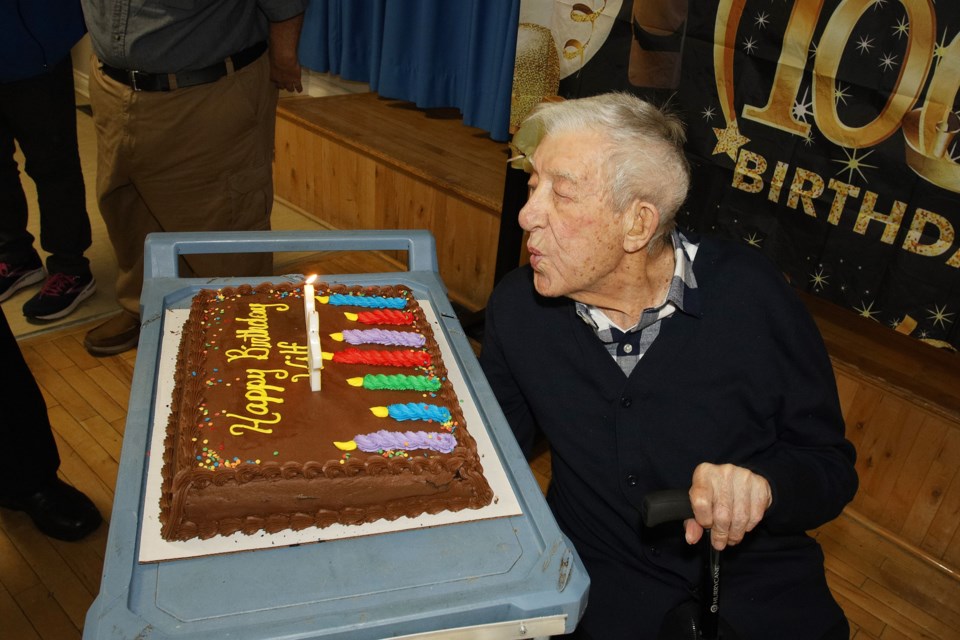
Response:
[143,229,439,279]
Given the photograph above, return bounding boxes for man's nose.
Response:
[518,195,541,231]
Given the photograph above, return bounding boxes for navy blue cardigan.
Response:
[480,233,858,639]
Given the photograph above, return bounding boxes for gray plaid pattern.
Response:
[576,230,699,376]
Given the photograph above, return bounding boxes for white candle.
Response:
[308,311,322,369]
[306,309,322,391]
[303,275,316,325]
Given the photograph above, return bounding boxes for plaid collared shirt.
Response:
[576,230,700,377]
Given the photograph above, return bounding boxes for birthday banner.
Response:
[515,0,960,350]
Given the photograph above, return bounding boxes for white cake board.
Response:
[138,299,521,563]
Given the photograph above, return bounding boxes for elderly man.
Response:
[479,93,857,639]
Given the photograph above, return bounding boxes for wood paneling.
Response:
[830,352,960,574]
[274,93,510,312]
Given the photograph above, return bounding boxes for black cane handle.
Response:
[641,489,694,527]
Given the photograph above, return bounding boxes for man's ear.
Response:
[623,200,660,253]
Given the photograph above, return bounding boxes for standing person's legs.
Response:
[0,305,101,541]
[129,52,276,280]
[84,52,276,356]
[13,57,92,277]
[0,103,41,268]
[0,57,95,318]
[13,57,96,320]
[0,73,45,300]
[84,56,157,354]
[0,307,59,483]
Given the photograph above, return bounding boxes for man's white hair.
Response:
[522,92,691,246]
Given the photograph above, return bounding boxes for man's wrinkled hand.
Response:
[682,463,772,551]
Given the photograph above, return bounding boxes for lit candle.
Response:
[303,274,317,325]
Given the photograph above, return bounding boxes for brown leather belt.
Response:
[99,41,267,92]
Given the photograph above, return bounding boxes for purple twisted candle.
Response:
[354,430,457,453]
[342,328,426,347]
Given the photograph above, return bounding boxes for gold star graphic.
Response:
[927,304,954,329]
[712,120,751,161]
[833,147,878,183]
[935,30,951,62]
[809,267,829,291]
[854,300,881,321]
[891,17,909,40]
[744,232,763,248]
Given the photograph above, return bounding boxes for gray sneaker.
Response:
[0,259,44,302]
[23,272,96,321]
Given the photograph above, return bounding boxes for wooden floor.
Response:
[2,251,958,639]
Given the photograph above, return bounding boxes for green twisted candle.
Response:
[348,374,442,392]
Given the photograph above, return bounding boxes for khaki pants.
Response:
[89,52,277,316]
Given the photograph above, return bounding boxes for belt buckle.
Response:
[128,69,147,91]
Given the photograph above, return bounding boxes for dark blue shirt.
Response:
[0,0,87,83]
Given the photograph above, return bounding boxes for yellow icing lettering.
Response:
[277,341,308,355]
[231,303,288,359]
[227,411,280,435]
[225,345,270,362]
[249,302,289,314]
[244,369,286,416]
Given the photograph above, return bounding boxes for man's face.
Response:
[519,129,626,301]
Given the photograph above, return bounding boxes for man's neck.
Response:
[584,239,677,328]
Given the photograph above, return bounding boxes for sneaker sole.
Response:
[0,268,45,302]
[24,280,97,321]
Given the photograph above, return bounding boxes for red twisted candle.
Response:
[348,310,415,326]
[332,348,431,368]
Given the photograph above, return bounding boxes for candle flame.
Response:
[305,274,318,285]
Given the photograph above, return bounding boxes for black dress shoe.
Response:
[0,477,102,541]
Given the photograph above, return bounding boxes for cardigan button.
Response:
[621,396,632,408]
[625,475,639,486]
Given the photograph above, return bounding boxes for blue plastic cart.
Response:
[83,230,588,639]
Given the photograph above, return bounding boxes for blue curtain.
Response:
[298,0,520,141]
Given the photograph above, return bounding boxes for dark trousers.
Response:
[0,305,60,492]
[0,55,91,275]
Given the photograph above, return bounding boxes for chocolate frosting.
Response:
[159,283,493,541]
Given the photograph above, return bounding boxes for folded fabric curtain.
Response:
[298,0,520,141]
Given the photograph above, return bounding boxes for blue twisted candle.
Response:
[370,403,452,423]
[322,293,407,309]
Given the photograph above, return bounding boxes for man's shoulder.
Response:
[693,234,785,286]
